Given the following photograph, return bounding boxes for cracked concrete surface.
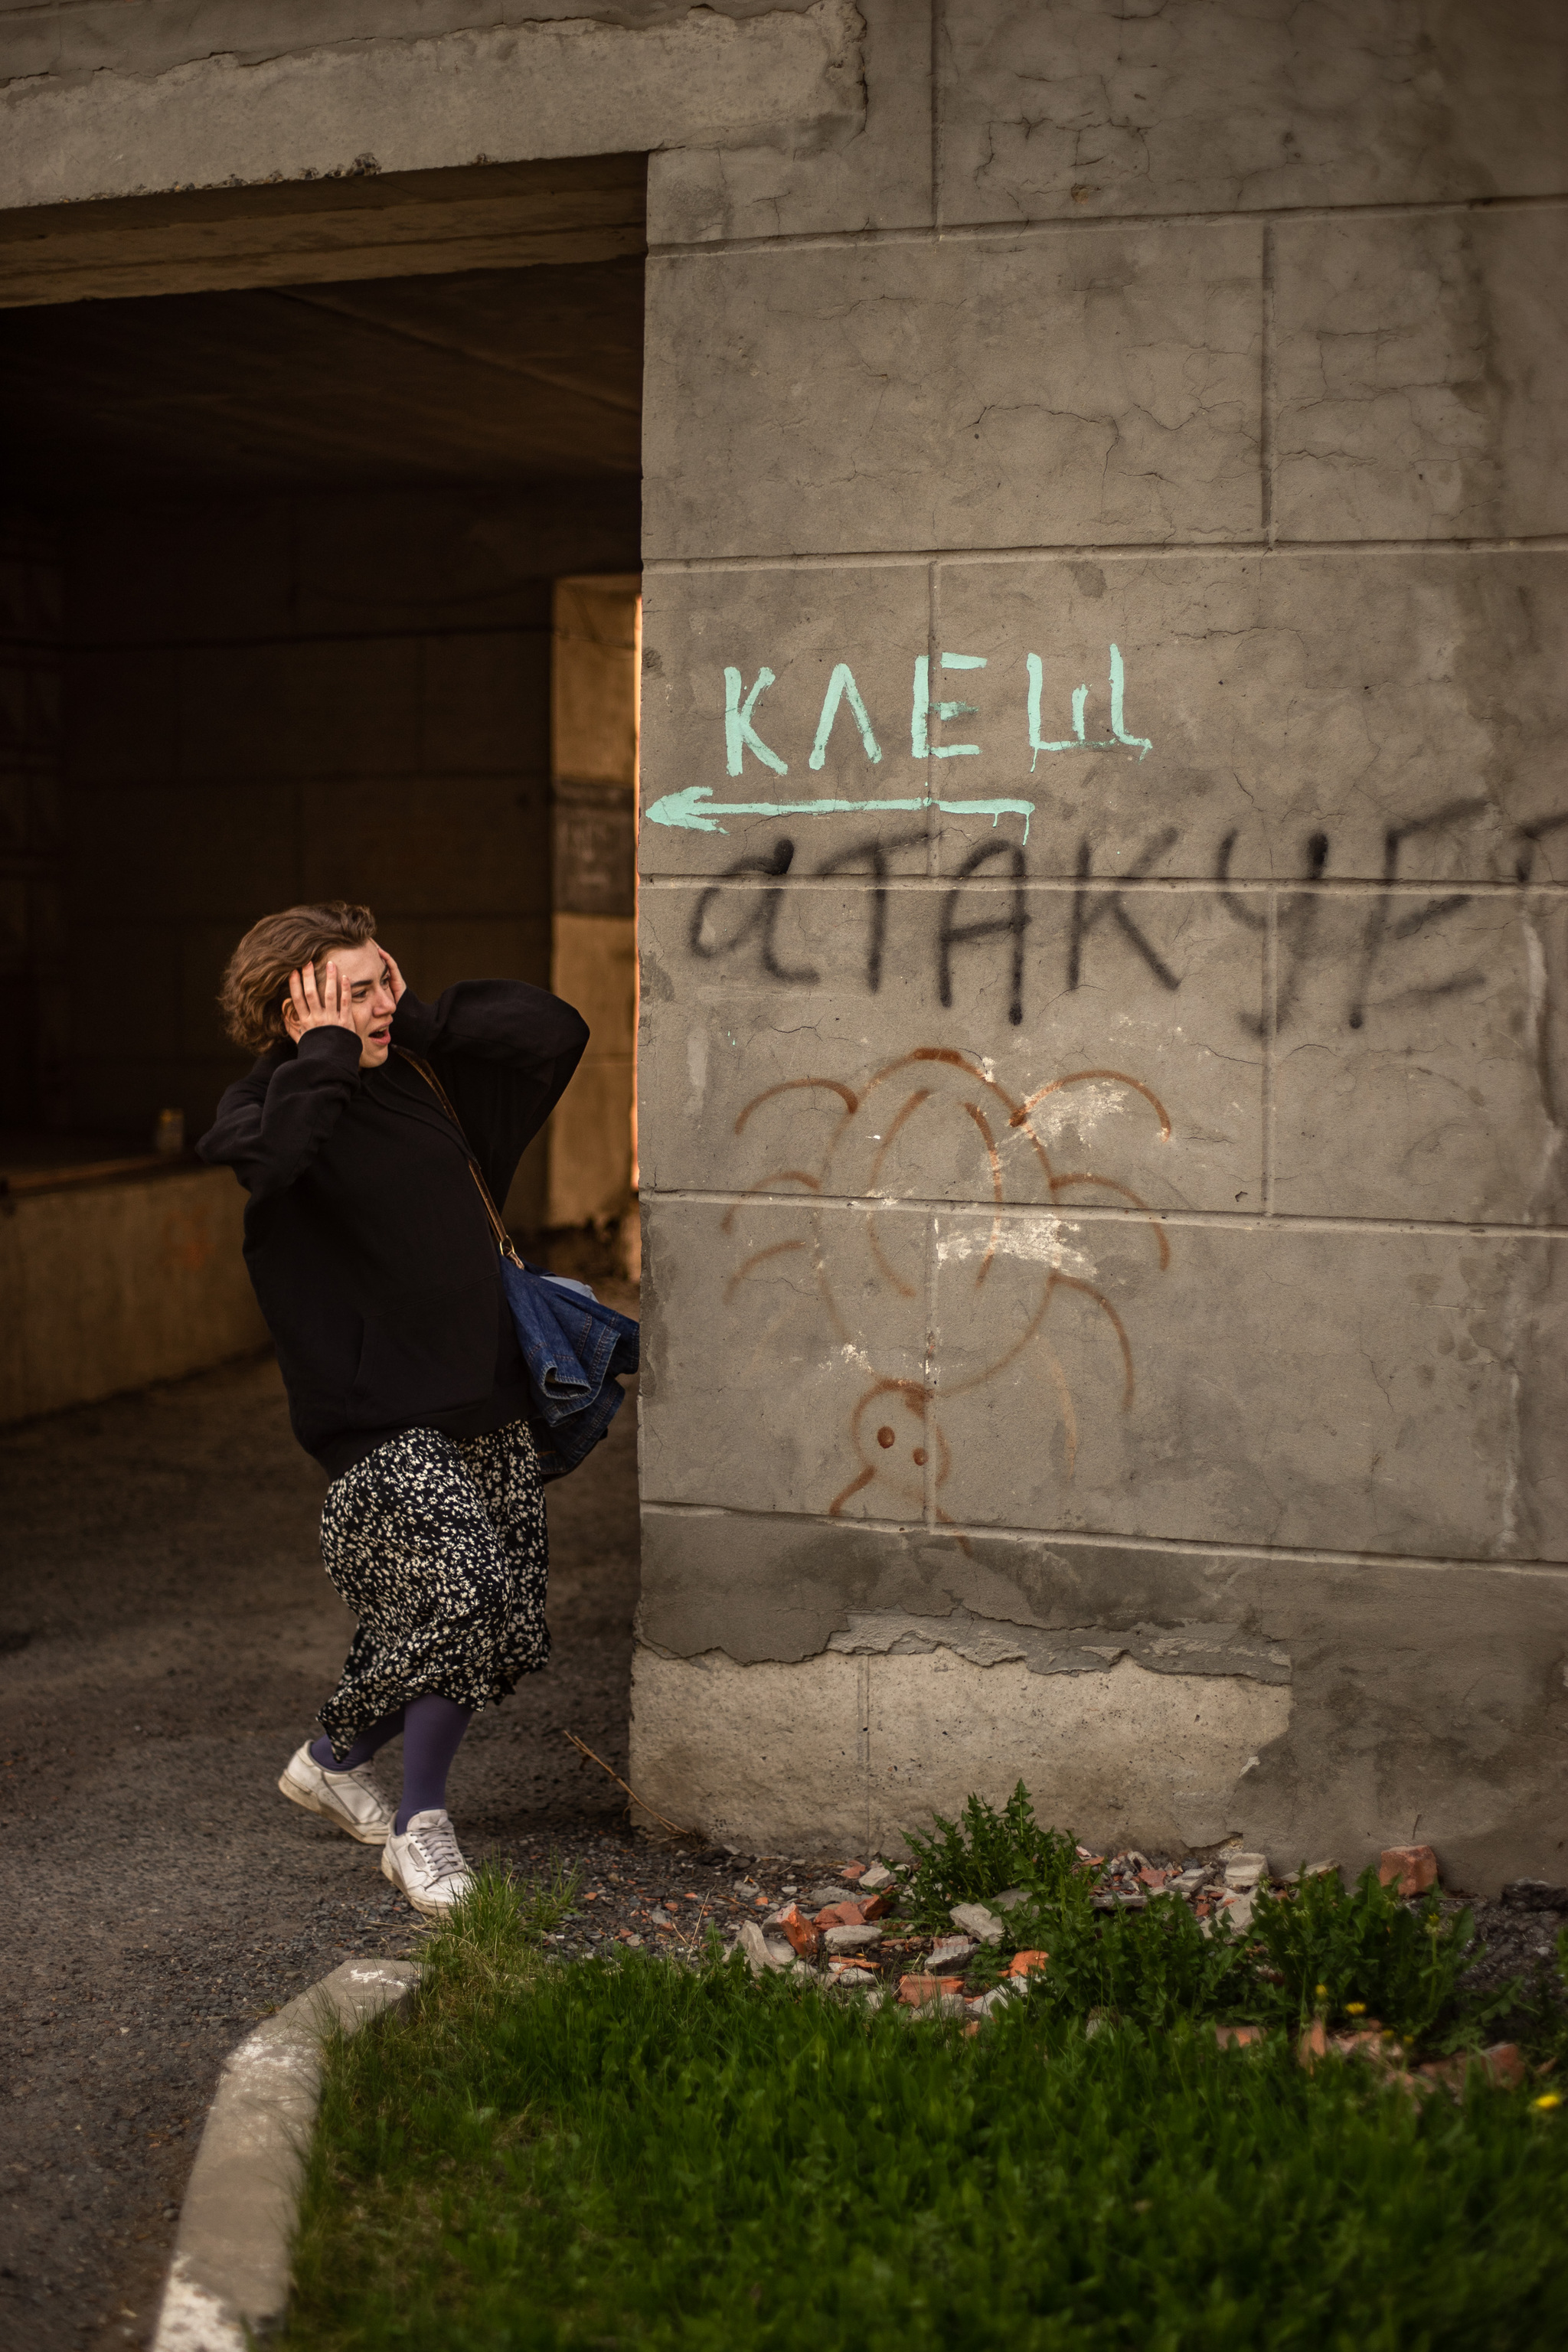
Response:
[0,1,866,207]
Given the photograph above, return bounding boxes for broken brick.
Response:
[1215,2025,1265,2050]
[1007,1950,1049,1978]
[1378,1844,1438,1896]
[899,1975,965,2007]
[773,1904,822,1958]
[814,1901,866,1929]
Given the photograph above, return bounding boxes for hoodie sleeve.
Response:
[197,1029,364,1202]
[390,981,590,1208]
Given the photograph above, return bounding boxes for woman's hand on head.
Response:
[283,959,359,1044]
[372,944,407,1007]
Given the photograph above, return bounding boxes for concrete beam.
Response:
[0,2,866,213]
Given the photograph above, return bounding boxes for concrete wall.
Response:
[60,486,636,1227]
[5,0,1566,1882]
[0,1165,266,1421]
[631,0,1568,1888]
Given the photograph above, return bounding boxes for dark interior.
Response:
[0,246,643,1223]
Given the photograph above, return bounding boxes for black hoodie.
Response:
[198,980,588,1478]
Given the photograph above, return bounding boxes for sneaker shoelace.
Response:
[410,1818,467,1883]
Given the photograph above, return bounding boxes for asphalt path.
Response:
[0,1325,649,2351]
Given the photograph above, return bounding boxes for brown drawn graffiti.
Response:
[722,1049,1171,1524]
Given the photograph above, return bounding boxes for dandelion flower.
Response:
[1314,1984,1328,1999]
[1346,2002,1367,2017]
[1532,2092,1562,2112]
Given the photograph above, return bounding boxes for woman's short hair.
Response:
[219,901,378,1055]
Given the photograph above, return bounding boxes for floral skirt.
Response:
[316,1418,549,1760]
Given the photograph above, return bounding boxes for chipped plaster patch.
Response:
[629,1643,1291,1855]
[935,1214,1093,1276]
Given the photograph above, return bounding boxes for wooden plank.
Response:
[0,153,646,309]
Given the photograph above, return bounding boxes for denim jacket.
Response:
[501,1260,639,1481]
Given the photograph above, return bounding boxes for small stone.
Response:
[735,1921,795,1975]
[1501,1879,1568,1911]
[949,1902,1004,1945]
[969,1984,1023,2017]
[825,1922,882,1952]
[733,1878,763,1902]
[831,1970,882,2003]
[1171,1867,1210,1893]
[648,1907,677,1930]
[858,1863,895,1892]
[912,1994,969,2023]
[1223,1853,1268,1891]
[736,1921,772,1975]
[805,1883,858,1910]
[994,1886,1031,1913]
[1379,1845,1438,1897]
[926,1935,977,1970]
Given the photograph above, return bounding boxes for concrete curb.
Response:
[149,1957,420,2352]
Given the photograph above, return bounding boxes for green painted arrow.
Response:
[646,785,1036,839]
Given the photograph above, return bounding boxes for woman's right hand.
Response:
[283,959,358,1043]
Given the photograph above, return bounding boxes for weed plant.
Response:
[998,1893,1264,2032]
[901,1791,1512,2051]
[902,1780,1082,1928]
[1249,1867,1514,2048]
[281,1872,1568,2352]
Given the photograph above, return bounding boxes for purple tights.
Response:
[311,1694,473,1834]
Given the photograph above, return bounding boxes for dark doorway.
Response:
[0,239,642,1234]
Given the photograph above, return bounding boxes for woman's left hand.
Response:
[374,944,408,1007]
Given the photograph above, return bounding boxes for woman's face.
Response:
[284,942,399,1068]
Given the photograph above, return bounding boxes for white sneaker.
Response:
[278,1741,394,1846]
[381,1808,475,1917]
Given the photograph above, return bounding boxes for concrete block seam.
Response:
[641,536,1568,574]
[645,189,1568,260]
[638,1187,1568,1240]
[149,1957,420,2352]
[634,1501,1568,1583]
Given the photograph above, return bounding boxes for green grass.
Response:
[279,1873,1568,2352]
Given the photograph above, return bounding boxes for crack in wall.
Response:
[826,1602,1292,1683]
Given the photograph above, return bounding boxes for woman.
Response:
[199,900,589,1916]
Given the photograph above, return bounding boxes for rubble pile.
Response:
[720,1844,1283,2023]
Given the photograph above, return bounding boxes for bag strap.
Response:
[395,1047,524,1269]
